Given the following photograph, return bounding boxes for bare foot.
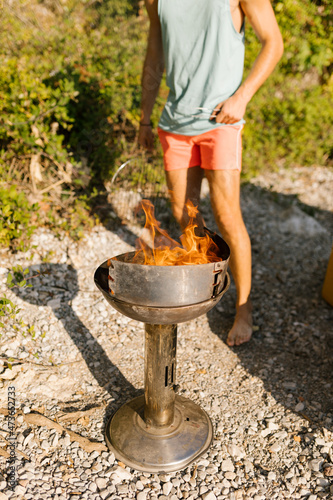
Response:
[227,301,253,347]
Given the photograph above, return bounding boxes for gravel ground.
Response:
[0,165,332,500]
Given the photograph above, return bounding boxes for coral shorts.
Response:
[158,124,244,172]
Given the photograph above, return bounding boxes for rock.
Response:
[40,439,50,450]
[88,482,97,492]
[0,366,21,380]
[269,443,281,453]
[267,422,279,431]
[199,485,208,495]
[99,489,109,500]
[227,444,245,459]
[317,478,330,487]
[163,482,172,496]
[295,402,305,412]
[113,466,132,481]
[224,472,236,480]
[62,434,71,447]
[283,381,297,390]
[135,480,144,490]
[137,492,146,500]
[91,462,102,473]
[202,492,216,500]
[261,429,271,437]
[323,465,333,477]
[308,459,324,472]
[23,433,34,447]
[221,459,234,472]
[14,485,26,495]
[95,477,107,490]
[47,298,61,309]
[117,484,129,494]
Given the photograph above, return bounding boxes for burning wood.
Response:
[127,199,222,266]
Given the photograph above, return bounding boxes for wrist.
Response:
[235,85,252,105]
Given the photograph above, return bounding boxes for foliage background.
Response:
[0,0,332,247]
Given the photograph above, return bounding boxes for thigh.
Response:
[166,166,204,210]
[199,124,244,171]
[158,128,201,171]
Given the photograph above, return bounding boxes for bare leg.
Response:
[205,169,252,346]
[165,166,205,233]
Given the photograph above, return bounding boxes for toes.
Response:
[235,332,252,346]
[227,328,252,347]
[227,336,235,346]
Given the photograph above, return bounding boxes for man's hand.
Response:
[210,91,248,124]
[138,124,154,150]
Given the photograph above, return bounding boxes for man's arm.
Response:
[138,0,164,149]
[211,0,284,124]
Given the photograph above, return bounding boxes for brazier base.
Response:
[105,394,213,473]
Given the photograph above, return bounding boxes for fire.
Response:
[132,199,222,266]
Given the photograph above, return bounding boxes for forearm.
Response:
[237,0,284,105]
[140,27,164,123]
[236,37,284,104]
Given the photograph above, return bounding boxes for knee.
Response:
[215,209,244,238]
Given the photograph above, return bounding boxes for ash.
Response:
[0,165,332,500]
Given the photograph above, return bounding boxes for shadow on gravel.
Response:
[10,264,141,412]
[207,183,333,434]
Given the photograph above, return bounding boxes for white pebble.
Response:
[202,491,217,500]
[221,459,234,472]
[227,444,245,458]
[261,429,271,437]
[95,477,107,490]
[88,481,97,492]
[163,482,172,496]
[135,480,144,490]
[114,466,132,480]
[267,421,279,430]
[40,439,50,450]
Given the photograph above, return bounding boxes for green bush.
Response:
[0,185,39,250]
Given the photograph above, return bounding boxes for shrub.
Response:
[0,185,39,251]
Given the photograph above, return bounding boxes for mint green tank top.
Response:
[158,0,245,135]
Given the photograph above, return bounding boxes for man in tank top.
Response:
[138,0,284,346]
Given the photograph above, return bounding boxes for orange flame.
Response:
[133,200,222,266]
